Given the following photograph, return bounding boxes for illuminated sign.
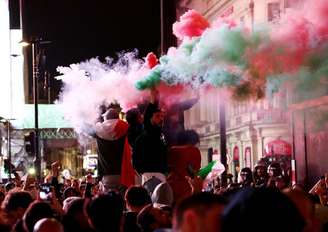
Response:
[83,154,98,170]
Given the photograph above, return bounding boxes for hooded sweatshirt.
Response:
[95,119,129,176]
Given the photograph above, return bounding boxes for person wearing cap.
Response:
[94,107,132,191]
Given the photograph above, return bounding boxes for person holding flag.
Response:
[95,107,134,191]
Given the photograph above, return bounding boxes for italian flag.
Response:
[198,160,225,185]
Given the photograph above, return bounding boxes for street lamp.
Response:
[20,38,51,180]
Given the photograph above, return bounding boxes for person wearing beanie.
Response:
[151,182,174,207]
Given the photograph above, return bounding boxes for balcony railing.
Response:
[226,109,287,129]
[255,109,287,123]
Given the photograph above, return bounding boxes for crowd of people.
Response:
[0,89,328,231]
[1,159,328,232]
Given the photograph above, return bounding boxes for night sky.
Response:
[21,0,163,100]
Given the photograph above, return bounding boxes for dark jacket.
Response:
[95,119,128,176]
[127,124,144,148]
[132,103,168,174]
[132,129,168,174]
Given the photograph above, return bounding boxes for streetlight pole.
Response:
[219,94,227,187]
[291,111,297,186]
[32,41,41,181]
[7,120,12,181]
[21,38,50,180]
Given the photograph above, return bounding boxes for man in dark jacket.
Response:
[125,108,144,147]
[132,101,168,184]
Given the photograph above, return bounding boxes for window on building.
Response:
[226,119,231,128]
[268,2,280,22]
[242,102,247,113]
[257,99,264,110]
[233,103,238,115]
[245,147,252,168]
[236,116,242,125]
[215,123,220,131]
[268,99,273,109]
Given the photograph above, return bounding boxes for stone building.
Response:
[178,0,298,176]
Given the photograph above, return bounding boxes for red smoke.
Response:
[173,10,210,40]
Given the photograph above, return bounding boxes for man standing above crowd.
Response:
[132,89,168,184]
[95,107,130,191]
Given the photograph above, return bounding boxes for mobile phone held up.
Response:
[39,183,52,202]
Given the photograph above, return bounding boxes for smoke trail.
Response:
[57,0,328,134]
[56,51,194,135]
[136,0,328,101]
[56,51,149,134]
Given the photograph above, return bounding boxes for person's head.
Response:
[275,176,287,190]
[103,108,119,120]
[239,167,253,185]
[4,182,15,193]
[177,130,200,146]
[143,176,163,196]
[23,201,55,232]
[64,178,72,187]
[63,187,79,200]
[62,196,82,213]
[33,218,64,232]
[2,190,33,219]
[137,204,172,232]
[71,179,79,189]
[150,109,164,128]
[267,162,282,177]
[222,187,305,232]
[79,184,86,196]
[124,186,151,212]
[254,165,267,177]
[63,198,90,232]
[86,191,124,232]
[173,192,226,232]
[151,182,174,207]
[126,108,143,126]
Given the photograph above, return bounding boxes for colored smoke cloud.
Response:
[56,51,149,134]
[173,9,210,40]
[137,0,328,99]
[57,0,328,134]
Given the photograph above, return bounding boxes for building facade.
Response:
[179,0,298,176]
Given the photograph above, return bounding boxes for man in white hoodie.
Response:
[95,108,129,191]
